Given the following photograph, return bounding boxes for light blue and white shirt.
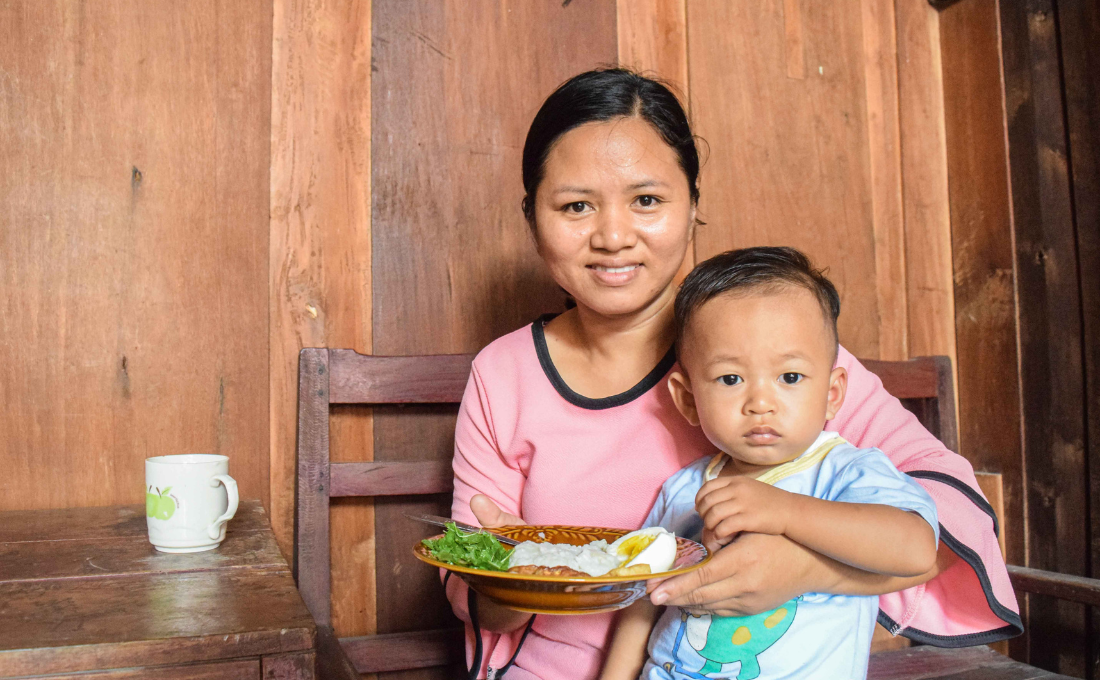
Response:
[641,432,939,680]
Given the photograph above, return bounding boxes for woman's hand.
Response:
[650,532,821,616]
[650,531,950,617]
[470,494,525,528]
[465,494,532,632]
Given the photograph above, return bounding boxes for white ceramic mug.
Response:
[145,454,239,553]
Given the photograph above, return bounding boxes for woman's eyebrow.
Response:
[626,180,668,190]
[550,186,595,195]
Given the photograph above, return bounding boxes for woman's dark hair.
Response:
[521,68,700,224]
[674,246,842,357]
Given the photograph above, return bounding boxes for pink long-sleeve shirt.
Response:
[448,318,1020,679]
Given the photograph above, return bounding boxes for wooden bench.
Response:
[294,348,1098,679]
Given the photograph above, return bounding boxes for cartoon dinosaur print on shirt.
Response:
[666,597,800,679]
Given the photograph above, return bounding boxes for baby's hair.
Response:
[674,246,841,359]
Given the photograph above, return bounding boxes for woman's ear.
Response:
[668,371,700,426]
[824,366,848,421]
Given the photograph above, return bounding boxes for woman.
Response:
[446,69,1019,680]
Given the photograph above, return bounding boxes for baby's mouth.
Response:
[744,426,780,445]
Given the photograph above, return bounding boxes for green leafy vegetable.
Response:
[422,522,511,571]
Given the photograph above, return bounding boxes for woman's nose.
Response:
[589,204,638,252]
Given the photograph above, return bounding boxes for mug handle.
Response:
[207,474,239,540]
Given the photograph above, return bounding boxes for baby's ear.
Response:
[668,371,700,426]
[825,366,848,421]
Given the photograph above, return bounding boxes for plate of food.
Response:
[413,522,710,615]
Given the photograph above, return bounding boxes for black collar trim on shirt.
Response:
[531,313,677,411]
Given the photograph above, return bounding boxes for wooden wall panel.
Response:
[894,0,957,368]
[1000,0,1090,675]
[617,0,688,92]
[1057,1,1100,674]
[686,0,883,358]
[370,2,616,675]
[0,2,271,511]
[938,0,1024,568]
[269,0,375,641]
[860,0,908,361]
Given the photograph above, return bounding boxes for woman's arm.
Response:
[447,366,532,634]
[598,600,662,680]
[650,527,950,616]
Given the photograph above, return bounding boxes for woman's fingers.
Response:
[650,544,748,613]
[651,533,807,617]
[469,494,525,528]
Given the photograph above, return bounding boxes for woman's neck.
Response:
[544,287,677,399]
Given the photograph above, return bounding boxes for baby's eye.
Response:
[779,373,804,385]
[718,375,742,386]
[563,201,588,214]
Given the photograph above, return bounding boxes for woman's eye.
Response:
[564,202,588,214]
[636,195,660,208]
[718,375,742,386]
[779,373,804,385]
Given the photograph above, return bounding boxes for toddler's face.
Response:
[669,287,847,470]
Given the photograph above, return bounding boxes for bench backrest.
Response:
[294,348,957,677]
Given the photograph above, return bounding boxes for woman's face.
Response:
[532,117,696,319]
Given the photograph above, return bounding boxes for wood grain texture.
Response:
[895,0,957,370]
[0,1,271,511]
[1056,2,1100,675]
[329,461,452,498]
[270,0,375,641]
[4,659,261,680]
[370,5,616,674]
[328,351,473,404]
[937,0,1025,587]
[867,645,1072,680]
[262,651,316,680]
[861,0,908,361]
[686,0,883,358]
[341,629,464,674]
[617,0,688,90]
[0,499,269,543]
[1009,566,1100,609]
[294,349,331,628]
[999,1,1090,675]
[0,570,314,676]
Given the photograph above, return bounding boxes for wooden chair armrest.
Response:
[1008,565,1100,607]
[316,625,360,680]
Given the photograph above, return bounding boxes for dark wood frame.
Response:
[295,348,1100,678]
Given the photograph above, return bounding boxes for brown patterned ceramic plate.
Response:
[413,525,710,615]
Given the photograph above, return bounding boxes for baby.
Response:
[600,247,939,680]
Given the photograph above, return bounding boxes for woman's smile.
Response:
[588,261,643,285]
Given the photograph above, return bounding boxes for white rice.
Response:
[508,539,624,577]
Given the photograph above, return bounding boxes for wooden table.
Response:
[0,501,316,679]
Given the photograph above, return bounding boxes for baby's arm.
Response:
[696,476,937,577]
[599,599,662,680]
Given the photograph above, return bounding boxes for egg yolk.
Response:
[615,534,658,560]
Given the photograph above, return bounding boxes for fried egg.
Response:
[608,527,677,573]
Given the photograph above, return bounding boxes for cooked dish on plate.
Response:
[413,523,710,615]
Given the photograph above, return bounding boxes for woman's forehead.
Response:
[541,118,686,189]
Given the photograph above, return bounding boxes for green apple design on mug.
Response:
[146,486,177,521]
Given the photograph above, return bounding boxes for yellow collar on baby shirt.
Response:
[703,433,847,487]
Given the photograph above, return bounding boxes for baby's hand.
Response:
[695,476,793,551]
